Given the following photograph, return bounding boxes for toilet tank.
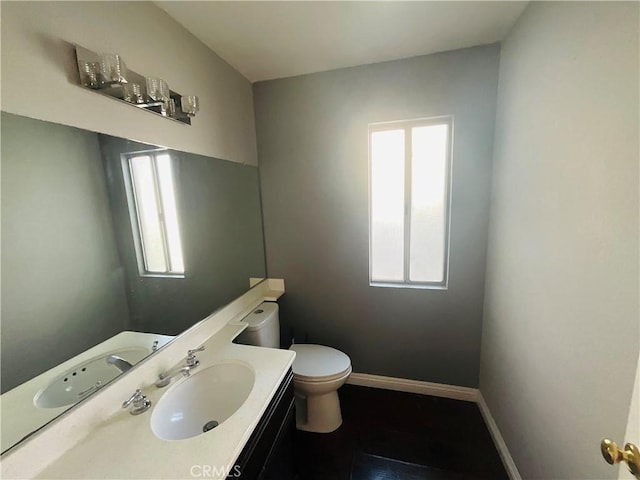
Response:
[235,302,280,349]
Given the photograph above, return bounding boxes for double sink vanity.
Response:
[1,279,296,479]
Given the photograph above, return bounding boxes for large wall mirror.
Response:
[0,112,267,452]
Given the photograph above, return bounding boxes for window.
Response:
[122,151,185,277]
[369,116,453,289]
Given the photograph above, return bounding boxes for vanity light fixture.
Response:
[75,45,199,125]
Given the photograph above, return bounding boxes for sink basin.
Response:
[151,362,255,441]
[34,347,149,408]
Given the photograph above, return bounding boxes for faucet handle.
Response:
[122,389,143,408]
[186,346,205,367]
[122,389,151,415]
[187,346,205,356]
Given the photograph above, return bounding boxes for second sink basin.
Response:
[34,347,149,409]
[151,362,255,441]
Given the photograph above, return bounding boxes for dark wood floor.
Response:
[293,385,509,480]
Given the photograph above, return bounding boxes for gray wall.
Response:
[479,3,639,479]
[1,113,129,393]
[255,45,500,387]
[100,136,267,335]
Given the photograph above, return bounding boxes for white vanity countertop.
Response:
[0,279,289,480]
[35,323,295,479]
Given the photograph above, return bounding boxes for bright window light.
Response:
[369,117,452,288]
[155,154,184,273]
[125,151,185,276]
[370,129,405,282]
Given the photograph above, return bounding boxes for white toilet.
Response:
[237,302,352,433]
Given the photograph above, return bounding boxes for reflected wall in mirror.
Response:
[0,111,266,451]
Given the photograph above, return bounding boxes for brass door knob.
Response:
[601,439,640,478]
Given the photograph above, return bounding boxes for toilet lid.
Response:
[289,344,351,381]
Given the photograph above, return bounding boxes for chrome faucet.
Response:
[122,389,151,415]
[155,346,205,388]
[186,346,205,367]
[106,355,133,373]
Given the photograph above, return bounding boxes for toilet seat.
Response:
[289,344,352,382]
[293,366,352,383]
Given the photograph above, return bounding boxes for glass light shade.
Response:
[100,54,128,84]
[123,83,145,104]
[183,95,199,116]
[167,98,177,118]
[146,77,170,102]
[79,61,101,88]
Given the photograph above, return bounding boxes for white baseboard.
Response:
[346,372,478,402]
[345,373,521,480]
[477,392,522,480]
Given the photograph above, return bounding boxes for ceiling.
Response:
[157,1,528,83]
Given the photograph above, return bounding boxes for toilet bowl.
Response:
[289,344,352,433]
[236,302,352,433]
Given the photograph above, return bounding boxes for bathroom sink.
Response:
[34,347,149,408]
[151,362,255,441]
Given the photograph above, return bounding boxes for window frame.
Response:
[368,115,454,290]
[121,149,185,279]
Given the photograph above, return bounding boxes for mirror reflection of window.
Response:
[124,152,185,276]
